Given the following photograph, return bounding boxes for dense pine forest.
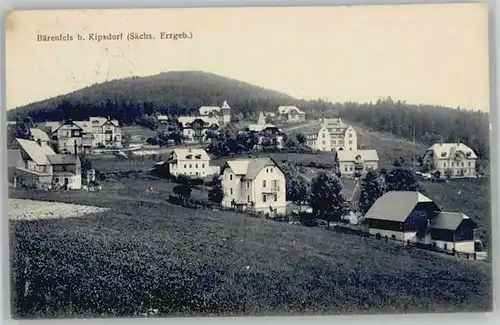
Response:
[8,71,490,160]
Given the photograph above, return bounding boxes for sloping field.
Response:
[9,183,492,318]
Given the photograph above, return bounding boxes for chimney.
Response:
[74,140,78,155]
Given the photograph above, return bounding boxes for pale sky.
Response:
[5,4,490,112]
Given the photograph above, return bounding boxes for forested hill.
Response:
[7,71,305,123]
[8,71,489,160]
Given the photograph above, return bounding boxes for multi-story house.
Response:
[337,149,379,177]
[220,157,287,215]
[278,105,306,123]
[50,121,89,154]
[42,117,123,154]
[306,118,358,152]
[422,142,478,179]
[81,116,122,148]
[178,116,220,143]
[244,124,285,149]
[166,148,220,178]
[199,100,232,125]
[13,138,82,190]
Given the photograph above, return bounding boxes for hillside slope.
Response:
[7,71,297,123]
[10,183,492,317]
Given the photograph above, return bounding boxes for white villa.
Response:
[337,149,379,177]
[199,100,232,125]
[422,142,478,179]
[166,148,220,178]
[278,106,306,123]
[220,157,287,215]
[306,118,357,152]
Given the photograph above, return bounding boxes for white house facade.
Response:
[278,106,306,123]
[422,142,478,179]
[221,157,287,215]
[337,149,379,177]
[306,118,358,152]
[167,148,219,177]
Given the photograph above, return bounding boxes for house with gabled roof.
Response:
[364,191,478,253]
[422,142,478,179]
[306,117,357,152]
[13,138,82,190]
[166,148,219,178]
[278,105,306,123]
[198,100,232,125]
[336,149,379,177]
[178,116,220,143]
[220,157,287,215]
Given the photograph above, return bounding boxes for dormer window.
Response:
[186,155,193,159]
[195,154,202,159]
[466,152,472,157]
[441,152,447,157]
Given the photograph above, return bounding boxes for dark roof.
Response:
[364,191,436,222]
[431,212,477,231]
[47,154,79,165]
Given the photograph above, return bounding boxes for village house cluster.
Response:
[7,103,482,257]
[37,116,123,154]
[157,100,231,144]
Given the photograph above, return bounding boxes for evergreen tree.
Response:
[208,176,225,207]
[359,170,385,214]
[385,168,422,192]
[310,171,347,227]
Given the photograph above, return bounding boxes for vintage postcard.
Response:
[5,4,492,319]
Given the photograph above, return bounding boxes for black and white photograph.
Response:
[4,4,493,319]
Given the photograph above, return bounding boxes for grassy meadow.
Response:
[9,178,492,318]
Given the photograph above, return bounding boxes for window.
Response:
[274,194,277,202]
[230,174,233,180]
[344,166,348,172]
[246,181,250,188]
[322,133,326,138]
[468,162,471,167]
[263,194,267,202]
[349,133,352,138]
[55,177,59,183]
[263,180,267,187]
[266,168,269,173]
[196,164,198,168]
[461,162,464,167]
[202,164,205,168]
[444,163,447,168]
[230,188,233,195]
[189,164,192,168]
[322,140,326,145]
[349,166,353,171]
[196,172,199,176]
[349,140,352,144]
[247,195,250,202]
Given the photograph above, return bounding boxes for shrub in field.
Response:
[173,184,192,206]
